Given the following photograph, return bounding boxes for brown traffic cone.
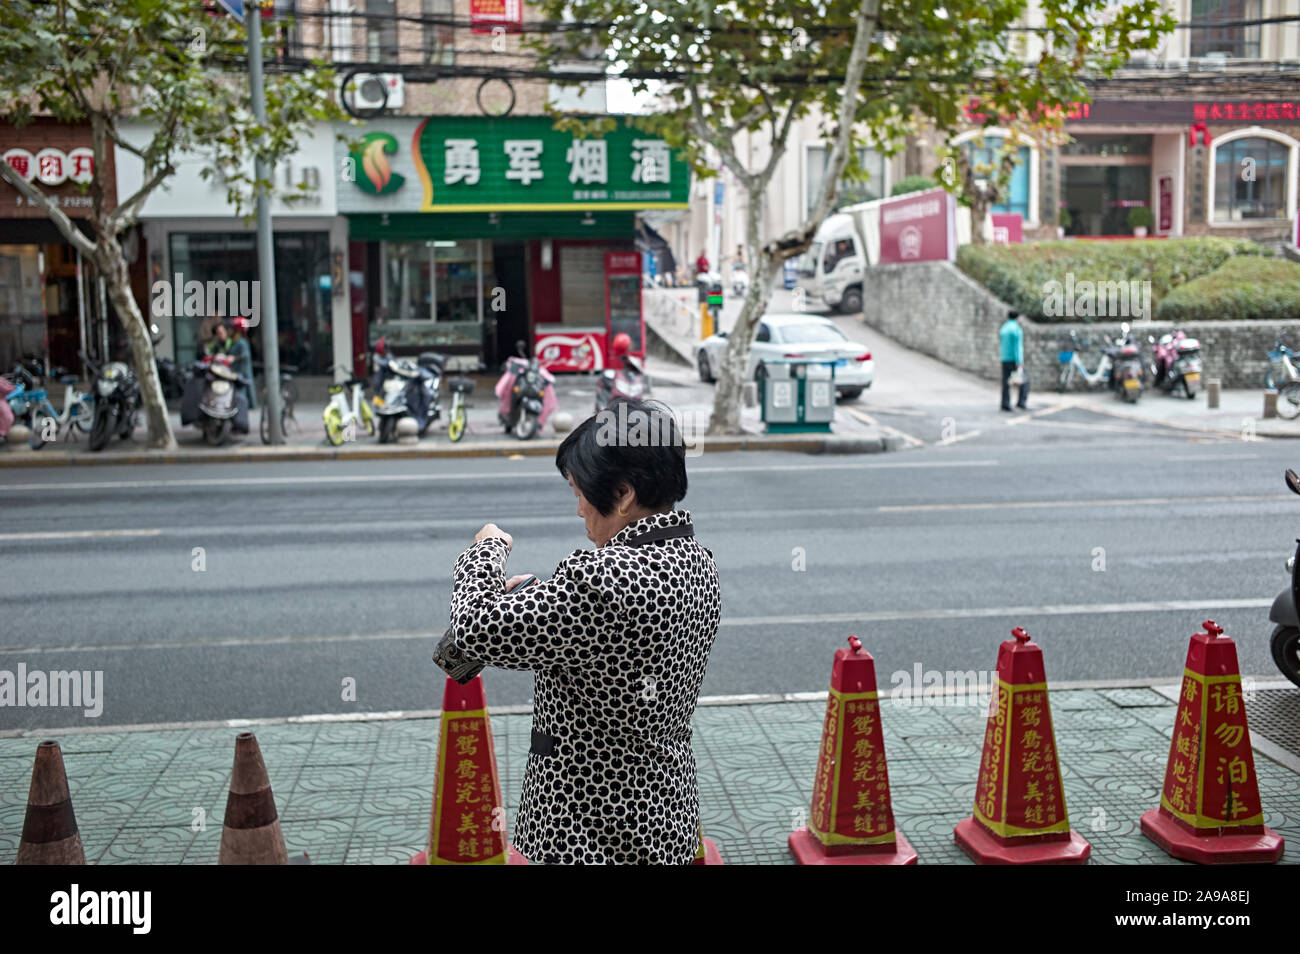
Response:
[219,732,289,865]
[15,740,85,865]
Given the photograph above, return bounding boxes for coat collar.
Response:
[605,509,692,548]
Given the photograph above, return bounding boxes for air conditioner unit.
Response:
[351,73,405,110]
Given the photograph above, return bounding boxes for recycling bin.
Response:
[759,358,835,433]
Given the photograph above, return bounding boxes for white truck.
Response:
[795,188,974,314]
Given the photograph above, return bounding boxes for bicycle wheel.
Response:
[359,398,376,436]
[323,404,346,446]
[74,394,94,432]
[448,401,467,442]
[1277,382,1300,420]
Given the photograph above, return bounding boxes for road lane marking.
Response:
[1004,403,1068,427]
[0,458,1001,493]
[0,528,162,542]
[879,493,1288,513]
[0,597,1272,655]
[843,406,926,447]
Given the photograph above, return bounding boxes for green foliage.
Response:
[0,0,348,227]
[1057,208,1071,228]
[957,237,1266,321]
[531,0,1176,209]
[1156,256,1300,322]
[892,175,938,196]
[1127,206,1154,230]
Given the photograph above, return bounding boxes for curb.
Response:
[0,431,892,468]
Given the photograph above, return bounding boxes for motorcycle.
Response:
[1109,322,1145,403]
[595,332,650,412]
[496,339,557,440]
[181,353,249,446]
[1148,329,1203,399]
[80,350,141,452]
[1267,468,1300,688]
[370,350,442,443]
[731,262,748,298]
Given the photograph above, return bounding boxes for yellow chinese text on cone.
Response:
[789,635,917,865]
[1140,620,1284,864]
[954,627,1090,864]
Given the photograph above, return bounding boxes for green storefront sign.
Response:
[345,116,689,214]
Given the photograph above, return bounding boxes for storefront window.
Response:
[1214,136,1289,221]
[806,145,888,217]
[423,0,454,66]
[168,231,332,374]
[962,138,1031,220]
[382,239,491,323]
[1190,0,1261,59]
[1061,166,1152,236]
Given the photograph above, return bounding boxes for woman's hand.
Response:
[504,574,533,592]
[475,523,513,551]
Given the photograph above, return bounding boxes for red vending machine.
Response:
[605,251,644,361]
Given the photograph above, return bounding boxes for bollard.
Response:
[1206,379,1220,409]
[1264,391,1278,419]
[699,303,713,340]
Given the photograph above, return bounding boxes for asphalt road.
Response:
[0,416,1294,730]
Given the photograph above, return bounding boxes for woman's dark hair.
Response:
[555,397,688,516]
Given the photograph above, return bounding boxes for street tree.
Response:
[0,0,344,449]
[534,0,1175,434]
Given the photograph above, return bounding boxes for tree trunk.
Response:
[707,185,770,436]
[95,240,177,450]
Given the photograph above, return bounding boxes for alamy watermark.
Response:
[1041,273,1151,322]
[150,274,260,327]
[889,665,997,708]
[593,402,705,458]
[0,664,103,718]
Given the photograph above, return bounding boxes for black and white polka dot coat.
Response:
[449,509,721,864]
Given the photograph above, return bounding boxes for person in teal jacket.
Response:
[228,318,257,410]
[999,309,1028,411]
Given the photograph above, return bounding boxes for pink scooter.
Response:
[495,339,557,440]
[1148,329,1203,398]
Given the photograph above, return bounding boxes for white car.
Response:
[696,313,874,400]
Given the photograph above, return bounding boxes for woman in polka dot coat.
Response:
[448,399,720,864]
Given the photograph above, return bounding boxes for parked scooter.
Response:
[1148,329,1203,399]
[496,339,556,440]
[181,353,249,446]
[1110,322,1145,403]
[595,333,650,412]
[370,348,442,443]
[80,350,141,451]
[731,262,748,298]
[150,324,190,400]
[1266,468,1300,688]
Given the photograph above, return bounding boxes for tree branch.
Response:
[0,160,96,257]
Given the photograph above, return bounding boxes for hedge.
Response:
[956,237,1265,322]
[1156,255,1300,322]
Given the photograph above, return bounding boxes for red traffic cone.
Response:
[15,740,85,865]
[954,627,1090,864]
[219,732,289,865]
[692,827,724,865]
[411,675,527,865]
[1140,620,1284,864]
[789,635,917,865]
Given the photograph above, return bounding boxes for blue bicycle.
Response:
[5,364,95,449]
[1265,337,1300,420]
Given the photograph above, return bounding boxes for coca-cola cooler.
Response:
[534,251,643,373]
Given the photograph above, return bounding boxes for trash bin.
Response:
[759,358,835,433]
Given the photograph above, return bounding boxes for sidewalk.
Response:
[0,362,890,467]
[2,683,1296,864]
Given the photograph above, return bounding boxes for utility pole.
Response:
[243,0,284,443]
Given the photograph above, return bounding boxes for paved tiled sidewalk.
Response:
[1,689,1296,864]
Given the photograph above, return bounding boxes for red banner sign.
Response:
[878,188,956,265]
[470,0,521,34]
